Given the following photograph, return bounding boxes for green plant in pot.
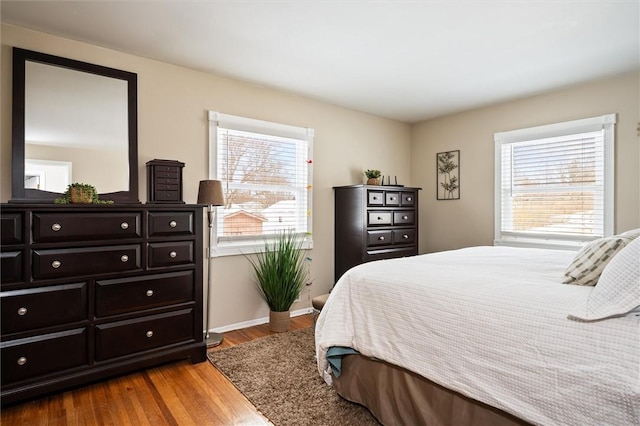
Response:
[54,183,114,204]
[364,169,382,185]
[247,229,309,332]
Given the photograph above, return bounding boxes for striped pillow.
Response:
[562,235,633,286]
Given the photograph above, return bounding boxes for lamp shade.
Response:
[197,180,224,206]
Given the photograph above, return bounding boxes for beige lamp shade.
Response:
[197,180,224,206]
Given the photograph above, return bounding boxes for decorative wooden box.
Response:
[146,159,185,204]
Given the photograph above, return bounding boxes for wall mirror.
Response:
[11,47,139,203]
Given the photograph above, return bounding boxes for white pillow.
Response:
[618,228,640,241]
[562,235,632,286]
[568,237,640,321]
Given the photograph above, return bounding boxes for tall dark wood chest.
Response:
[334,185,421,282]
[0,204,205,405]
[146,159,185,203]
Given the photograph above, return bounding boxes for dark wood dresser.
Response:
[0,204,206,405]
[334,185,421,282]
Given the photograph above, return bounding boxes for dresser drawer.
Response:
[148,212,194,237]
[367,191,384,206]
[368,212,392,226]
[392,229,416,245]
[33,245,141,280]
[401,192,416,206]
[95,308,195,361]
[393,211,415,225]
[1,328,88,385]
[1,283,87,334]
[148,241,194,268]
[367,230,393,247]
[33,212,141,243]
[1,251,23,284]
[1,213,23,245]
[385,192,400,206]
[96,271,194,317]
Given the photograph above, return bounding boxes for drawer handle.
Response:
[51,260,61,269]
[146,290,154,297]
[51,223,61,232]
[389,197,396,201]
[121,255,129,262]
[17,307,27,316]
[372,196,378,200]
[17,356,27,366]
[403,234,409,239]
[121,222,129,230]
[146,330,154,338]
[403,215,408,220]
[407,197,413,201]
[378,236,385,241]
[169,251,177,258]
[377,217,383,221]
[169,220,177,228]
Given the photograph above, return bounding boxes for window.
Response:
[208,111,313,256]
[494,114,616,249]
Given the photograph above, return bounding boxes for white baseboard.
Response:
[209,307,313,334]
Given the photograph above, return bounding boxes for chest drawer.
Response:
[401,192,416,206]
[148,241,193,268]
[385,192,400,206]
[148,212,194,237]
[367,230,393,247]
[1,283,87,334]
[95,308,194,361]
[368,212,392,226]
[368,191,384,206]
[33,245,141,280]
[96,271,194,317]
[154,168,179,179]
[1,213,23,245]
[154,191,180,202]
[1,328,88,385]
[33,212,141,243]
[1,251,23,284]
[392,229,416,245]
[393,211,415,225]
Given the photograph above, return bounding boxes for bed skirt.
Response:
[333,354,532,426]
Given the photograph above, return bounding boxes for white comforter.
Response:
[315,246,640,426]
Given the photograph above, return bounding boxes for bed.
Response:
[315,243,640,426]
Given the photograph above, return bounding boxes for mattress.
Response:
[315,246,640,426]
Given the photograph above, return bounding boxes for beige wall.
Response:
[1,24,412,330]
[412,71,640,254]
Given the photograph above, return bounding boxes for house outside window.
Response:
[208,111,313,256]
[494,113,616,249]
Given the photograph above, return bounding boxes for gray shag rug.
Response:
[207,327,379,426]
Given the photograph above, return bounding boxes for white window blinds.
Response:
[495,114,615,249]
[208,112,313,256]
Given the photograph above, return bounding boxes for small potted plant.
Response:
[54,183,114,204]
[364,169,382,185]
[246,229,309,332]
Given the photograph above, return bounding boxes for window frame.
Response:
[207,111,313,257]
[494,113,616,250]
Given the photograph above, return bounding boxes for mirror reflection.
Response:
[24,61,129,194]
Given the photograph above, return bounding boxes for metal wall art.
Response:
[436,150,460,200]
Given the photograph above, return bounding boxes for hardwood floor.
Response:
[1,314,313,425]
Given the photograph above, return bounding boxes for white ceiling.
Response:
[2,1,639,123]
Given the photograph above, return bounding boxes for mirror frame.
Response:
[11,47,139,203]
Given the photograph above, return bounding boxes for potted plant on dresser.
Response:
[247,229,309,332]
[364,169,382,185]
